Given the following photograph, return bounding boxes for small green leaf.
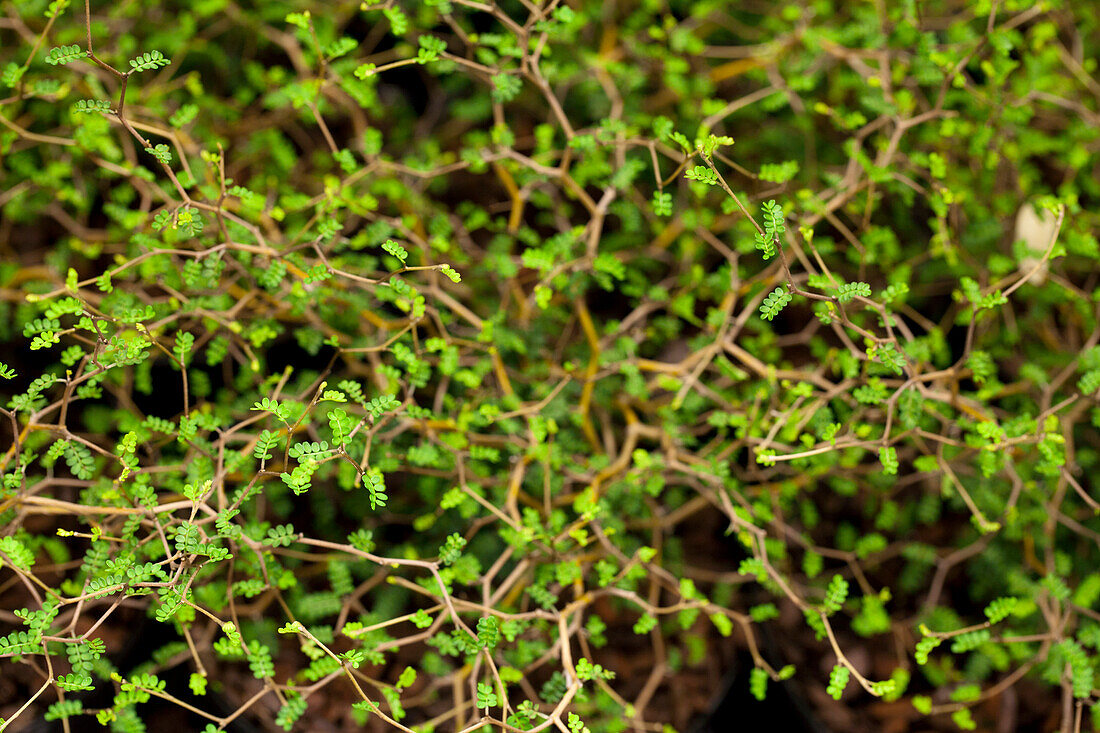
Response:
[128,50,170,72]
[382,239,408,264]
[145,144,172,165]
[749,667,768,700]
[760,286,792,321]
[983,596,1018,624]
[826,664,849,700]
[56,673,94,691]
[285,10,310,29]
[45,44,87,65]
[823,574,849,615]
[417,36,447,64]
[476,681,498,710]
[651,190,672,216]
[835,281,871,303]
[684,165,719,186]
[491,73,522,103]
[879,446,899,475]
[758,160,799,183]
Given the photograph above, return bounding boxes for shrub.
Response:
[1,1,1100,731]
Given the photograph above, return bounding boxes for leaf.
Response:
[835,281,871,303]
[253,430,279,460]
[669,131,692,151]
[280,462,317,495]
[173,331,193,366]
[72,99,111,114]
[383,6,408,35]
[826,664,849,700]
[45,0,71,19]
[56,673,94,691]
[0,536,35,570]
[325,37,357,60]
[170,103,198,127]
[396,666,417,689]
[632,613,657,635]
[651,190,672,216]
[759,286,792,321]
[284,10,311,29]
[365,469,388,510]
[189,673,207,696]
[870,341,906,375]
[382,239,408,264]
[417,35,447,64]
[264,524,297,547]
[491,73,522,103]
[749,667,768,700]
[983,596,1018,624]
[684,165,719,186]
[289,440,332,460]
[476,681,498,710]
[248,641,274,679]
[761,200,786,236]
[365,395,400,419]
[592,252,625,281]
[252,397,289,422]
[64,442,95,480]
[44,699,83,721]
[145,144,172,165]
[276,695,308,730]
[914,635,942,664]
[758,160,800,183]
[45,44,87,65]
[328,407,355,446]
[2,62,25,88]
[1078,369,1100,396]
[879,446,899,475]
[823,574,849,615]
[128,50,171,72]
[950,629,990,653]
[870,678,898,697]
[476,616,499,649]
[438,532,465,565]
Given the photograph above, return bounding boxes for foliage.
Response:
[1,1,1100,732]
